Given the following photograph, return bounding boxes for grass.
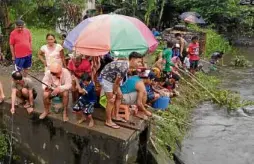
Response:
[0,134,8,160]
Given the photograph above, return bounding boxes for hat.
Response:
[139,69,151,78]
[148,71,156,80]
[15,19,24,26]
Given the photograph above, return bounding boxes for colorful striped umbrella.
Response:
[64,14,158,57]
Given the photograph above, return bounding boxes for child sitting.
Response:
[151,78,173,98]
[142,71,160,104]
[73,73,96,127]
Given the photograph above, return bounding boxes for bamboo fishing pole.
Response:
[178,68,221,104]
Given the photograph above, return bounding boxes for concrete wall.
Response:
[0,103,149,164]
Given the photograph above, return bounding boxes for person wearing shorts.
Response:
[10,71,37,115]
[9,20,32,76]
[188,36,200,75]
[73,73,96,127]
[100,52,145,129]
[121,75,151,119]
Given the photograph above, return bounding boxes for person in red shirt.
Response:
[188,36,200,75]
[67,54,91,103]
[9,20,32,76]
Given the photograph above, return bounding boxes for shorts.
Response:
[73,97,95,116]
[15,54,32,71]
[147,91,155,101]
[100,78,113,93]
[190,60,199,69]
[122,92,137,105]
[18,88,37,99]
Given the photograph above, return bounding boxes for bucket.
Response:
[152,96,170,110]
[99,95,107,108]
[51,96,63,114]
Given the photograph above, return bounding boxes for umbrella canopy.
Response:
[64,14,158,57]
[179,12,206,24]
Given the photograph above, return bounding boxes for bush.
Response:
[0,134,8,160]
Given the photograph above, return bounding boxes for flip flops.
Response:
[112,117,127,123]
[105,123,120,129]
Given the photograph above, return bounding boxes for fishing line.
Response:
[8,114,14,164]
[200,59,253,75]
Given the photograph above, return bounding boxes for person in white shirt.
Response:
[39,63,71,122]
[38,33,66,71]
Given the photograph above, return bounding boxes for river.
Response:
[178,47,254,164]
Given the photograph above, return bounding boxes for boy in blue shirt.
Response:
[73,73,97,127]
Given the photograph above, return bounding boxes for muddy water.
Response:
[179,47,254,164]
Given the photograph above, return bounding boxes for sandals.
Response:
[112,117,127,123]
[105,123,120,129]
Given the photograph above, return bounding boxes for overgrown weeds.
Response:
[152,72,254,157]
[230,55,252,67]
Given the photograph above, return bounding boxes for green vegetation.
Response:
[153,72,254,157]
[0,133,8,160]
[230,55,252,67]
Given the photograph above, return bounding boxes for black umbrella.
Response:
[179,12,206,24]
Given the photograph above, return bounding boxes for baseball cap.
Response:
[15,19,24,26]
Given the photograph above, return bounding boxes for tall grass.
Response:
[29,27,61,71]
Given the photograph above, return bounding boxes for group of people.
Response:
[0,19,224,129]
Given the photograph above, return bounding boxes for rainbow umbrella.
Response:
[64,14,158,57]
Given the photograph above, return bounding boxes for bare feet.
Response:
[39,112,49,119]
[0,96,5,104]
[88,118,94,127]
[144,110,152,117]
[63,113,69,122]
[77,116,86,124]
[112,117,127,123]
[24,101,30,108]
[26,107,34,114]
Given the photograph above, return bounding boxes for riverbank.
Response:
[151,52,254,162]
[178,52,254,164]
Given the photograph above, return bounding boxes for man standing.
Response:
[9,19,32,76]
[100,52,145,129]
[40,63,72,122]
[175,33,188,62]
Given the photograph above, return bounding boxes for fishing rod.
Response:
[200,59,253,75]
[26,72,55,89]
[178,67,221,104]
[14,65,56,89]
